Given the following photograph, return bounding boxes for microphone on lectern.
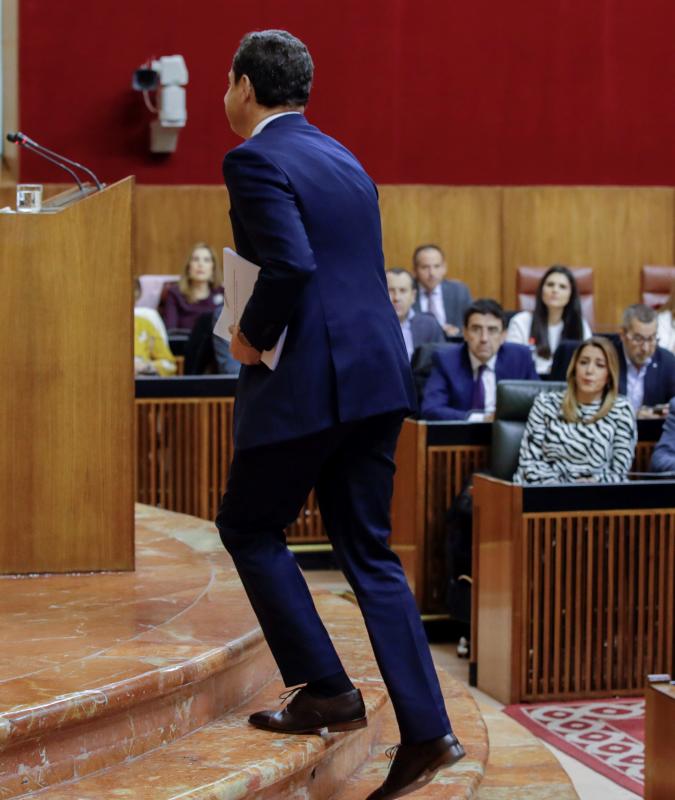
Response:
[6,131,103,190]
[7,135,84,192]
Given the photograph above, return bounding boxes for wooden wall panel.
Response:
[502,187,675,326]
[5,184,671,328]
[378,185,503,301]
[134,185,235,276]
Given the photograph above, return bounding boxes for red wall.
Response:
[18,0,675,186]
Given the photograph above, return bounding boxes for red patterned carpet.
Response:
[504,697,644,795]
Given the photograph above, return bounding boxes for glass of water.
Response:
[16,184,43,213]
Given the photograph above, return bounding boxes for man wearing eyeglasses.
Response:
[619,304,675,417]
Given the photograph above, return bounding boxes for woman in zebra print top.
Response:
[515,336,637,484]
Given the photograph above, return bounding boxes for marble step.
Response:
[26,676,389,800]
[11,583,395,799]
[333,671,488,799]
[0,506,491,800]
[0,507,278,797]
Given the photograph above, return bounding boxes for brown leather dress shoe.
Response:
[248,686,367,734]
[366,734,465,799]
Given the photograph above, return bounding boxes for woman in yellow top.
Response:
[134,279,177,376]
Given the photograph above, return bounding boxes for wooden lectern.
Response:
[0,178,135,573]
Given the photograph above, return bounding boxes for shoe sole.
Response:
[379,748,466,800]
[249,716,368,735]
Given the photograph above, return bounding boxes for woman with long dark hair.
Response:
[507,265,592,374]
[514,336,636,484]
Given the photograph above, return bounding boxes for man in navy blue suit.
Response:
[386,268,445,360]
[650,398,675,472]
[618,304,675,416]
[217,31,464,799]
[421,299,539,420]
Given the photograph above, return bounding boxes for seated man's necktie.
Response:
[471,364,486,410]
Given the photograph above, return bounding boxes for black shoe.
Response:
[248,686,367,734]
[366,733,465,799]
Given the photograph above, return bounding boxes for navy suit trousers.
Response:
[215,412,451,744]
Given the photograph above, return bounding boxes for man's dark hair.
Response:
[232,30,313,108]
[386,267,414,288]
[463,298,506,329]
[412,244,444,267]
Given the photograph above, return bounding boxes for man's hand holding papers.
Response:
[228,324,262,365]
[213,247,288,370]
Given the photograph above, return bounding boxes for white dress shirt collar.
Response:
[251,111,302,138]
[468,350,498,374]
[400,309,415,361]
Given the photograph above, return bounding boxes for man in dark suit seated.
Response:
[619,304,675,418]
[411,244,472,336]
[650,398,675,471]
[551,305,675,416]
[421,299,539,421]
[386,267,445,360]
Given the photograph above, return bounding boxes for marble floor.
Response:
[304,570,642,800]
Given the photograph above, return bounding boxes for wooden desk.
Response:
[391,419,490,608]
[390,417,662,613]
[473,477,675,703]
[645,677,675,800]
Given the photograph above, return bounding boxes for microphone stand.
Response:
[19,133,103,191]
[6,131,104,193]
[22,142,85,193]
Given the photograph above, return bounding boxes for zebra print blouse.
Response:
[514,391,637,485]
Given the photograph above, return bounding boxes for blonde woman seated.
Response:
[514,337,636,484]
[134,279,177,376]
[162,242,224,333]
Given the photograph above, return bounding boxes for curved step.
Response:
[16,592,393,799]
[0,507,277,797]
[29,676,388,799]
[334,670,489,799]
[1,506,492,800]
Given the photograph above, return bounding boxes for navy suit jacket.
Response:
[410,312,445,351]
[421,342,539,420]
[222,115,415,449]
[650,398,675,472]
[413,279,472,330]
[618,346,675,408]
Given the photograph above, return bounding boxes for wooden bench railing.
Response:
[134,380,664,606]
[135,379,326,543]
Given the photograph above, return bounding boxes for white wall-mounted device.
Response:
[132,55,188,153]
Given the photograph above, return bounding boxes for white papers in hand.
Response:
[213,247,287,371]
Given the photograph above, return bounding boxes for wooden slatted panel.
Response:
[521,509,675,700]
[134,397,326,542]
[425,445,490,612]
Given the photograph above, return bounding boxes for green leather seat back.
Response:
[491,380,567,481]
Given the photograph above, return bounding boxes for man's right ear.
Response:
[240,74,256,102]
